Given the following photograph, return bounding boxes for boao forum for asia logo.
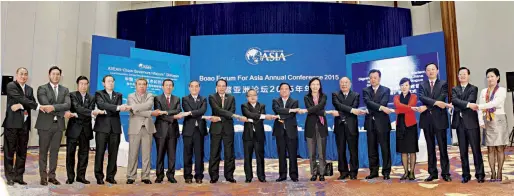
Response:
[138,63,152,70]
[245,47,293,65]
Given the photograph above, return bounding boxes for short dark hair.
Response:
[102,75,115,82]
[76,76,89,84]
[162,79,174,86]
[425,63,438,70]
[48,66,62,75]
[189,80,200,87]
[458,67,471,75]
[486,68,501,83]
[368,69,381,77]
[307,77,323,96]
[399,77,411,86]
[136,77,148,85]
[246,89,257,97]
[279,82,291,90]
[216,79,227,86]
[16,67,28,74]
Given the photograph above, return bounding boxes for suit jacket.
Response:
[362,85,392,132]
[94,90,122,134]
[127,92,156,135]
[272,97,299,139]
[332,90,360,136]
[451,84,479,130]
[393,93,418,127]
[182,95,208,136]
[2,81,38,130]
[154,94,181,138]
[304,94,328,138]
[418,79,449,130]
[35,83,71,131]
[241,102,266,142]
[66,91,95,140]
[208,93,235,135]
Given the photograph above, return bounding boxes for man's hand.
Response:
[159,111,168,115]
[435,101,447,109]
[358,109,368,115]
[10,104,23,112]
[239,116,248,122]
[382,107,392,114]
[290,108,299,113]
[446,103,454,109]
[351,109,361,116]
[469,103,479,111]
[210,116,221,122]
[480,125,485,129]
[64,111,74,119]
[173,112,184,119]
[43,105,55,113]
[151,110,161,117]
[297,109,308,114]
[417,106,428,113]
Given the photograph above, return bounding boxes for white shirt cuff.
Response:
[466,102,470,108]
[259,114,265,119]
[116,106,120,111]
[73,113,79,117]
[248,119,254,123]
[20,105,25,110]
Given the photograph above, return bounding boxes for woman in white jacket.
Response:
[470,68,508,182]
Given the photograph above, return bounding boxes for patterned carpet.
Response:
[2,146,514,196]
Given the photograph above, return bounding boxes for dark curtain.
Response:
[117,2,412,55]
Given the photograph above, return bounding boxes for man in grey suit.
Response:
[126,78,161,185]
[35,66,71,186]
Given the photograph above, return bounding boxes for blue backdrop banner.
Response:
[191,34,346,131]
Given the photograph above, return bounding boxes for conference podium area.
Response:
[89,118,449,170]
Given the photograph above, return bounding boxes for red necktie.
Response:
[167,96,171,107]
[430,81,434,93]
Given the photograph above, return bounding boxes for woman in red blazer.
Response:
[394,78,419,181]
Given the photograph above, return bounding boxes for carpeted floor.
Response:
[2,146,514,196]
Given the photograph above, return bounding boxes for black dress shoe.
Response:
[477,177,485,183]
[97,180,105,185]
[41,179,48,186]
[126,179,135,184]
[155,179,163,183]
[48,178,61,185]
[383,175,390,180]
[310,175,318,181]
[350,176,357,180]
[106,179,117,184]
[195,179,203,184]
[66,179,74,184]
[210,179,218,184]
[443,175,452,182]
[400,173,409,180]
[338,174,349,180]
[13,179,27,185]
[276,177,287,182]
[424,175,438,182]
[142,179,152,184]
[76,178,90,184]
[227,178,237,183]
[365,174,379,179]
[291,178,299,182]
[6,180,14,186]
[245,179,252,183]
[408,171,416,181]
[319,176,325,181]
[461,177,470,183]
[258,178,266,182]
[168,177,178,183]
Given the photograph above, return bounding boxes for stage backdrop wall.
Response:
[117,2,412,56]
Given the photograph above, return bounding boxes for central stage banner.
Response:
[190,34,346,132]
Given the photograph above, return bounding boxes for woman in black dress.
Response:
[393,78,419,180]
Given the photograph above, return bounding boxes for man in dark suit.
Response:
[417,63,452,182]
[2,67,42,186]
[362,69,392,180]
[331,77,366,180]
[93,75,130,185]
[153,79,182,184]
[272,83,300,182]
[451,67,485,183]
[35,66,71,186]
[208,79,245,183]
[65,76,98,185]
[182,80,208,184]
[241,89,275,183]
